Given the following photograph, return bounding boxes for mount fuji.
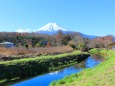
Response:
[34,23,97,39]
[35,23,67,32]
[34,23,69,35]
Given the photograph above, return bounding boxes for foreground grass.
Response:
[50,49,115,86]
[0,50,89,84]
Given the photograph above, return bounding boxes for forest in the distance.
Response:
[0,31,113,50]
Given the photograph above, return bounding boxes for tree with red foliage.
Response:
[91,35,113,48]
[47,42,51,47]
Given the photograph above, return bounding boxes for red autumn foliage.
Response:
[47,42,51,47]
[92,35,113,48]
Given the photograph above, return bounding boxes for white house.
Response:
[0,42,15,48]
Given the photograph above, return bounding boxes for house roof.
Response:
[0,42,14,44]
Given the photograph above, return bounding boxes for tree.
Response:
[47,42,51,47]
[68,40,77,49]
[35,43,40,47]
[91,35,113,49]
[61,34,72,45]
[103,36,113,48]
[25,44,29,49]
[78,43,86,52]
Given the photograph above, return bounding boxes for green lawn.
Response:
[50,49,115,86]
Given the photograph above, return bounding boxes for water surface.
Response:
[10,56,102,86]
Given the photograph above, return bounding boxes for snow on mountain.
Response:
[35,23,68,32]
[33,23,97,39]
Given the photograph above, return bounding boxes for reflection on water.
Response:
[49,71,59,75]
[10,56,102,86]
[85,56,100,68]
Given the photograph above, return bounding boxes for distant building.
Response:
[0,42,15,48]
[112,46,115,50]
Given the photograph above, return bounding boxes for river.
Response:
[9,55,102,86]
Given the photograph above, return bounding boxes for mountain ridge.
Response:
[34,23,98,39]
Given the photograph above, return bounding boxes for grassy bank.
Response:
[50,49,115,86]
[0,50,89,84]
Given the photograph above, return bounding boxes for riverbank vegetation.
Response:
[0,50,89,84]
[0,46,73,61]
[50,49,115,86]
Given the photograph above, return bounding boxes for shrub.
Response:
[25,44,29,49]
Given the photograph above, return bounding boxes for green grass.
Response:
[0,51,81,64]
[50,49,115,86]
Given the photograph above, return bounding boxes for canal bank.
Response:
[0,51,89,85]
[50,49,115,86]
[9,55,102,86]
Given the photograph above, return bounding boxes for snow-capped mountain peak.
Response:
[35,23,68,32]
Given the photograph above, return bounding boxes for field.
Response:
[0,46,73,61]
[50,49,115,86]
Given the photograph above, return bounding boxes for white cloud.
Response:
[16,28,32,33]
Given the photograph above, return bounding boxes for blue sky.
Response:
[0,0,115,36]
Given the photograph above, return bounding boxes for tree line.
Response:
[0,31,114,51]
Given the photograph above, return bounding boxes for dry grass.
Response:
[0,46,73,61]
[29,46,73,54]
